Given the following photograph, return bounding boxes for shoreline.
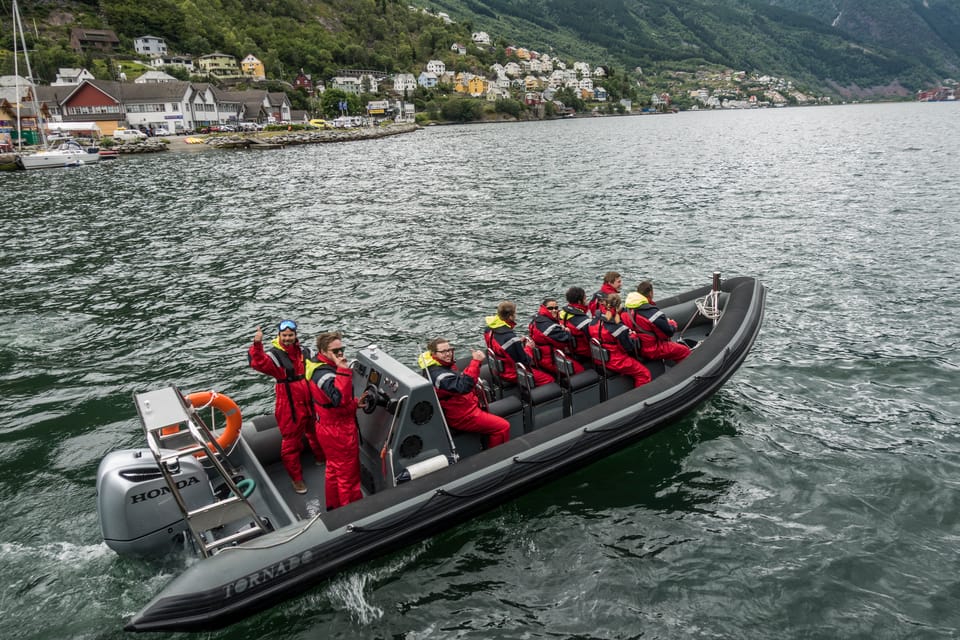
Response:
[162,123,420,153]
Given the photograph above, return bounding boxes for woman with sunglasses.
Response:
[248,320,326,495]
[307,331,366,510]
[528,297,584,377]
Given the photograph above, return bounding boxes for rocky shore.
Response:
[0,124,421,166]
[169,122,420,153]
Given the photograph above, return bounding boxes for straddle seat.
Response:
[440,378,524,459]
[514,363,564,432]
[552,351,601,417]
[589,338,634,401]
[485,348,518,400]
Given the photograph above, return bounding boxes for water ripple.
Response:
[2,103,960,638]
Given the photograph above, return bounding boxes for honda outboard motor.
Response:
[97,448,214,557]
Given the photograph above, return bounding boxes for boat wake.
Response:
[324,542,433,624]
[0,540,113,564]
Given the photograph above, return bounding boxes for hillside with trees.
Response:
[2,0,957,102]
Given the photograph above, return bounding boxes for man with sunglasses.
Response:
[249,320,326,495]
[418,338,511,449]
[528,297,584,376]
[307,331,366,510]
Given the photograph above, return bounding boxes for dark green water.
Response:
[1,102,958,639]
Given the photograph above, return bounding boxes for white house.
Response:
[52,68,96,86]
[451,43,466,55]
[426,60,446,75]
[393,73,417,94]
[573,62,591,76]
[503,62,522,78]
[109,79,193,132]
[472,31,491,45]
[150,55,195,73]
[134,70,177,83]
[134,36,167,58]
[361,74,380,94]
[548,70,566,88]
[330,76,363,95]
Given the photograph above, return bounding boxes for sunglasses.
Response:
[331,347,345,356]
[436,348,454,355]
[278,320,297,331]
[545,306,559,311]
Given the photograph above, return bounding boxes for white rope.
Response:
[695,291,722,321]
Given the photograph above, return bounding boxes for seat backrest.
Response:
[589,337,610,402]
[590,337,610,366]
[514,362,536,401]
[552,350,575,387]
[474,379,492,411]
[485,347,505,397]
[529,342,544,366]
[486,347,505,376]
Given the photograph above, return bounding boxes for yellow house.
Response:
[197,53,242,79]
[524,76,544,91]
[516,47,531,60]
[467,76,489,97]
[241,54,266,81]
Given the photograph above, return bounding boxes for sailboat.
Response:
[10,0,99,170]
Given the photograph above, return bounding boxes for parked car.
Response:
[113,128,148,142]
[153,127,172,136]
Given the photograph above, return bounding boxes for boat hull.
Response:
[17,147,100,169]
[124,276,765,632]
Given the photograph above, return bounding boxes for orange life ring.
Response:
[160,391,243,456]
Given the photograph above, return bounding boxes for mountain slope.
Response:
[4,0,956,98]
[431,0,956,95]
[767,0,960,77]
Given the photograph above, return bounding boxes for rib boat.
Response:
[97,274,765,632]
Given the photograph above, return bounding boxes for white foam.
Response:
[0,540,113,564]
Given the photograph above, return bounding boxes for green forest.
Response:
[2,0,957,104]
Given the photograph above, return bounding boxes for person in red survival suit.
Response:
[484,300,554,387]
[588,294,652,387]
[418,338,511,448]
[529,297,584,376]
[559,286,593,364]
[587,271,623,317]
[307,331,368,510]
[622,282,691,364]
[248,320,325,495]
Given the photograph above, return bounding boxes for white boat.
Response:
[8,0,99,171]
[17,139,100,169]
